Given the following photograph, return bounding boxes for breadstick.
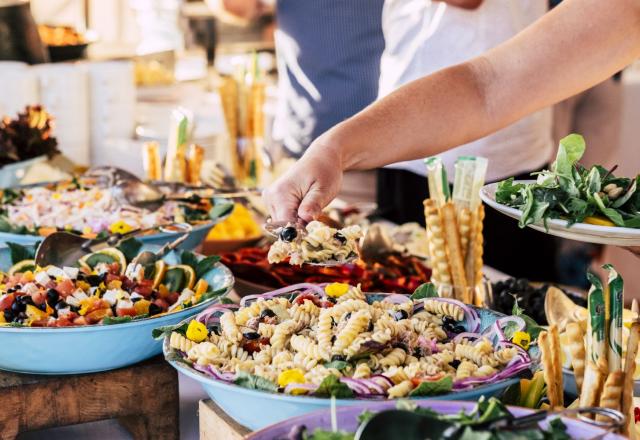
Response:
[440,201,468,301]
[622,322,640,437]
[187,144,204,184]
[596,371,624,422]
[142,141,161,181]
[424,199,452,286]
[472,204,484,286]
[566,322,586,393]
[457,207,471,261]
[549,325,564,408]
[579,362,606,410]
[539,331,561,409]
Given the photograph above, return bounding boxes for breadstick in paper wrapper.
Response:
[471,204,485,288]
[142,141,161,181]
[457,207,471,262]
[424,199,452,287]
[187,144,204,184]
[596,371,624,422]
[566,321,586,393]
[604,264,623,373]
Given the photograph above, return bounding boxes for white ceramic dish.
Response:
[480,181,640,246]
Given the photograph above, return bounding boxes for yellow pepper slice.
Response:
[512,331,531,350]
[186,320,208,342]
[277,368,306,389]
[584,216,615,227]
[325,283,350,298]
[109,220,135,235]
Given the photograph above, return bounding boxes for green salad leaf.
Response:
[314,374,354,399]
[409,375,452,397]
[323,360,349,371]
[152,321,190,340]
[233,371,278,393]
[7,241,36,264]
[208,202,234,221]
[116,237,143,262]
[410,283,438,301]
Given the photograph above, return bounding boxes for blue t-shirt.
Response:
[274,0,385,156]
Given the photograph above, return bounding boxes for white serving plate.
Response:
[480,181,640,246]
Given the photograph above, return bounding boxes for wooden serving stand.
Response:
[199,399,250,439]
[0,356,179,440]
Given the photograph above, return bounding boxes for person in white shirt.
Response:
[375,0,557,280]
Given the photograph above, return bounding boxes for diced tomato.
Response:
[31,291,46,306]
[153,298,169,311]
[73,316,89,326]
[107,263,121,274]
[116,307,137,317]
[0,293,15,311]
[167,292,180,305]
[634,407,640,423]
[320,300,334,308]
[294,293,322,307]
[30,318,50,327]
[134,283,154,298]
[52,317,74,327]
[85,308,113,324]
[259,337,270,345]
[105,273,122,284]
[242,340,261,354]
[55,279,75,297]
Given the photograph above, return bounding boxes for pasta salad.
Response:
[160,284,534,399]
[268,221,362,266]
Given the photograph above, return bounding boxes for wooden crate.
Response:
[0,356,179,440]
[199,399,250,439]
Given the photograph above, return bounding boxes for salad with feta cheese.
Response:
[0,240,227,327]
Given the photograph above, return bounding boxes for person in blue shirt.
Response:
[208,0,385,156]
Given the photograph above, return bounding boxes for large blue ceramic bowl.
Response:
[0,244,234,374]
[0,221,218,252]
[163,300,531,430]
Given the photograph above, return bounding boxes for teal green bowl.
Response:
[163,298,533,430]
[0,244,234,374]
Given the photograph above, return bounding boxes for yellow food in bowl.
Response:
[206,204,261,241]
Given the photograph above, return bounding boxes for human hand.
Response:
[263,136,344,222]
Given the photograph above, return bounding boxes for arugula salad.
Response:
[496,134,640,229]
[279,397,571,440]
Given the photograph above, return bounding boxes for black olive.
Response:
[452,325,465,334]
[243,332,260,340]
[148,303,163,316]
[331,355,346,362]
[331,335,336,344]
[413,348,422,357]
[279,226,297,242]
[393,310,409,321]
[393,342,409,352]
[17,295,33,305]
[11,301,24,314]
[212,326,222,336]
[70,305,80,313]
[86,275,102,286]
[46,289,59,305]
[344,312,352,320]
[442,316,458,333]
[333,232,347,244]
[367,321,374,332]
[3,310,14,321]
[37,302,47,312]
[449,359,461,369]
[55,301,68,311]
[442,316,456,326]
[131,297,142,303]
[260,309,276,319]
[327,297,337,304]
[330,317,337,327]
[7,287,16,293]
[17,311,26,320]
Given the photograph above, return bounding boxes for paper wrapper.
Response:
[142,141,161,181]
[187,144,204,184]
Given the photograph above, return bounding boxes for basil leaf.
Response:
[152,321,189,340]
[195,287,227,304]
[323,360,349,371]
[180,251,199,272]
[593,192,625,226]
[410,283,438,301]
[409,375,452,397]
[552,134,585,178]
[7,241,36,264]
[116,237,142,262]
[195,255,220,278]
[233,371,278,393]
[314,374,354,398]
[102,315,135,325]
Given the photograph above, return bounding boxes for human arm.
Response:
[205,0,268,22]
[264,0,640,221]
[436,0,483,10]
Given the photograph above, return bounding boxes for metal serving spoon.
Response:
[112,180,260,211]
[355,407,625,440]
[34,224,188,267]
[131,224,193,267]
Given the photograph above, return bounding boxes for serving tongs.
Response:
[354,407,625,440]
[34,223,192,268]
